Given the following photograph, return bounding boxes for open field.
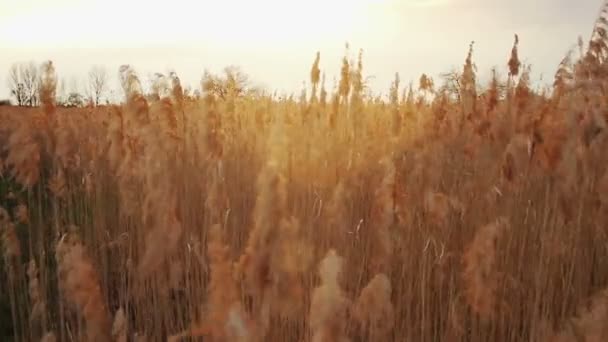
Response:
[3,9,608,342]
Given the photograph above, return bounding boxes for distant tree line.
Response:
[6,62,109,108]
[6,62,260,107]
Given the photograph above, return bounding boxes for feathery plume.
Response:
[309,250,350,342]
[352,274,394,338]
[56,233,111,342]
[462,217,509,318]
[508,34,521,77]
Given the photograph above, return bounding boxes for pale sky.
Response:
[0,0,601,100]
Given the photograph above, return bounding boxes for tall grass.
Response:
[2,11,608,341]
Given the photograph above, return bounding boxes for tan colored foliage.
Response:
[2,20,608,342]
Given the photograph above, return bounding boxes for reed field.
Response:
[3,5,608,342]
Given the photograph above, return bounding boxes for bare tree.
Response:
[201,65,249,100]
[7,64,25,106]
[88,65,108,106]
[22,62,39,106]
[7,62,39,106]
[439,69,462,102]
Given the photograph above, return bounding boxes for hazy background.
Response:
[0,0,601,100]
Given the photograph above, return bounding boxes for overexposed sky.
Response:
[0,0,601,100]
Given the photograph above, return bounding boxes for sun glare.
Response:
[0,0,392,48]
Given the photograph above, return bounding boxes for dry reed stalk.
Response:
[27,259,45,323]
[55,233,111,342]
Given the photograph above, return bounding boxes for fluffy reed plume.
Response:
[202,71,224,159]
[39,61,57,119]
[352,273,394,338]
[350,49,364,103]
[323,182,350,253]
[205,225,252,341]
[310,52,321,102]
[14,204,29,225]
[153,90,180,141]
[119,65,149,127]
[320,72,328,106]
[501,133,535,185]
[369,159,395,272]
[462,41,476,90]
[236,122,289,323]
[549,288,608,342]
[390,72,400,106]
[273,216,313,316]
[508,34,521,77]
[40,332,56,342]
[169,71,184,106]
[423,191,464,227]
[390,73,402,135]
[48,168,67,198]
[119,65,144,101]
[300,83,309,105]
[133,333,148,342]
[112,308,127,342]
[106,105,126,171]
[39,61,68,170]
[0,207,21,263]
[461,41,477,119]
[154,73,172,101]
[55,232,111,342]
[339,46,351,100]
[5,119,41,188]
[462,217,509,318]
[309,250,350,342]
[27,260,45,322]
[554,51,575,97]
[123,68,184,279]
[171,225,252,342]
[137,197,183,278]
